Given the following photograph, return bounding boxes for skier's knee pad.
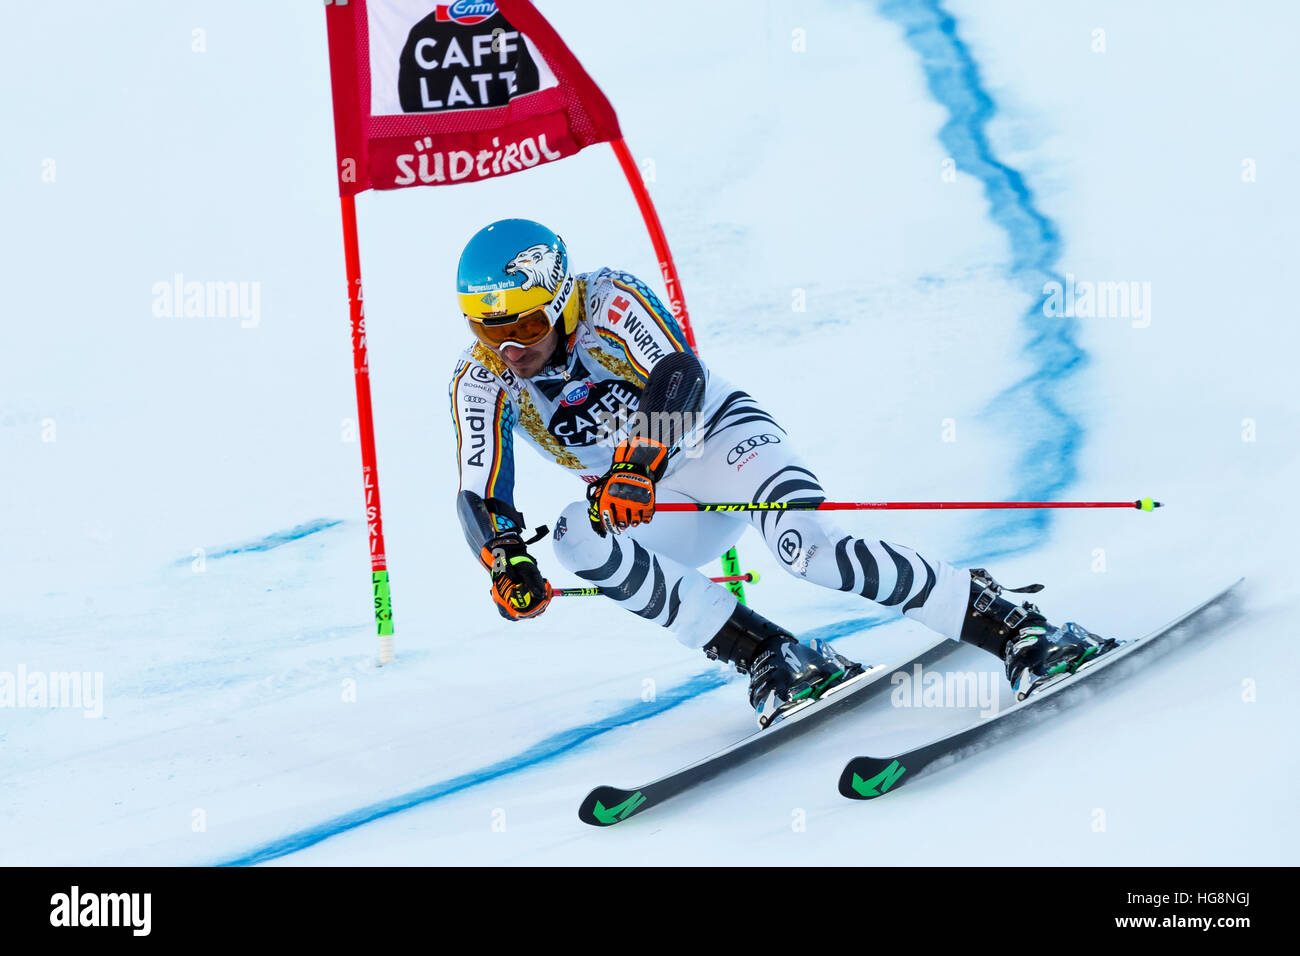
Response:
[548,498,736,644]
[628,506,746,568]
[763,514,849,588]
[550,499,610,572]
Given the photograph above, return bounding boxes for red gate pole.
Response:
[340,194,395,664]
[609,138,696,348]
[609,137,748,604]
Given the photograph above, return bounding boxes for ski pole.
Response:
[555,571,759,598]
[656,498,1163,513]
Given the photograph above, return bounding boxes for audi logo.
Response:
[726,433,781,464]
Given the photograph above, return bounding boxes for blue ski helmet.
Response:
[456,219,579,336]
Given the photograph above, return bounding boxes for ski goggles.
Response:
[465,305,555,350]
[463,272,577,350]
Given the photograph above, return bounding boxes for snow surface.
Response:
[1,0,1296,865]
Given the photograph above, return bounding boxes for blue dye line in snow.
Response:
[877,0,1086,561]
[212,613,888,866]
[174,518,343,565]
[219,2,1085,864]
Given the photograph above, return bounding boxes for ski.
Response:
[837,578,1244,801]
[578,639,957,827]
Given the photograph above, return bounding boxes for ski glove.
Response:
[480,533,553,621]
[587,436,669,536]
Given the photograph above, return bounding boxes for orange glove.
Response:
[480,533,553,620]
[587,437,669,536]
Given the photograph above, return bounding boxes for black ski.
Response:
[838,578,1244,800]
[578,639,957,827]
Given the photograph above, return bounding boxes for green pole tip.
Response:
[748,570,761,584]
[1137,497,1161,512]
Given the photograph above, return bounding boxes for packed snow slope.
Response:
[1,0,1296,865]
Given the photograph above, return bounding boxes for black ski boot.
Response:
[703,604,862,728]
[959,568,1117,699]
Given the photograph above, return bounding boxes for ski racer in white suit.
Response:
[451,219,1108,725]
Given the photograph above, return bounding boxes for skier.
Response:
[450,219,1109,725]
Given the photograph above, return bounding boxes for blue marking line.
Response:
[174,518,343,565]
[213,614,888,866]
[878,0,1085,560]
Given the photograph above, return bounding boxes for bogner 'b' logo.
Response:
[777,529,803,565]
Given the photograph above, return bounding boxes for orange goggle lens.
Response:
[466,306,553,349]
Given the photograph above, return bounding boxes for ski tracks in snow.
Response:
[219,0,1086,863]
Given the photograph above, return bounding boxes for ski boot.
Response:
[703,604,863,728]
[959,568,1118,700]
